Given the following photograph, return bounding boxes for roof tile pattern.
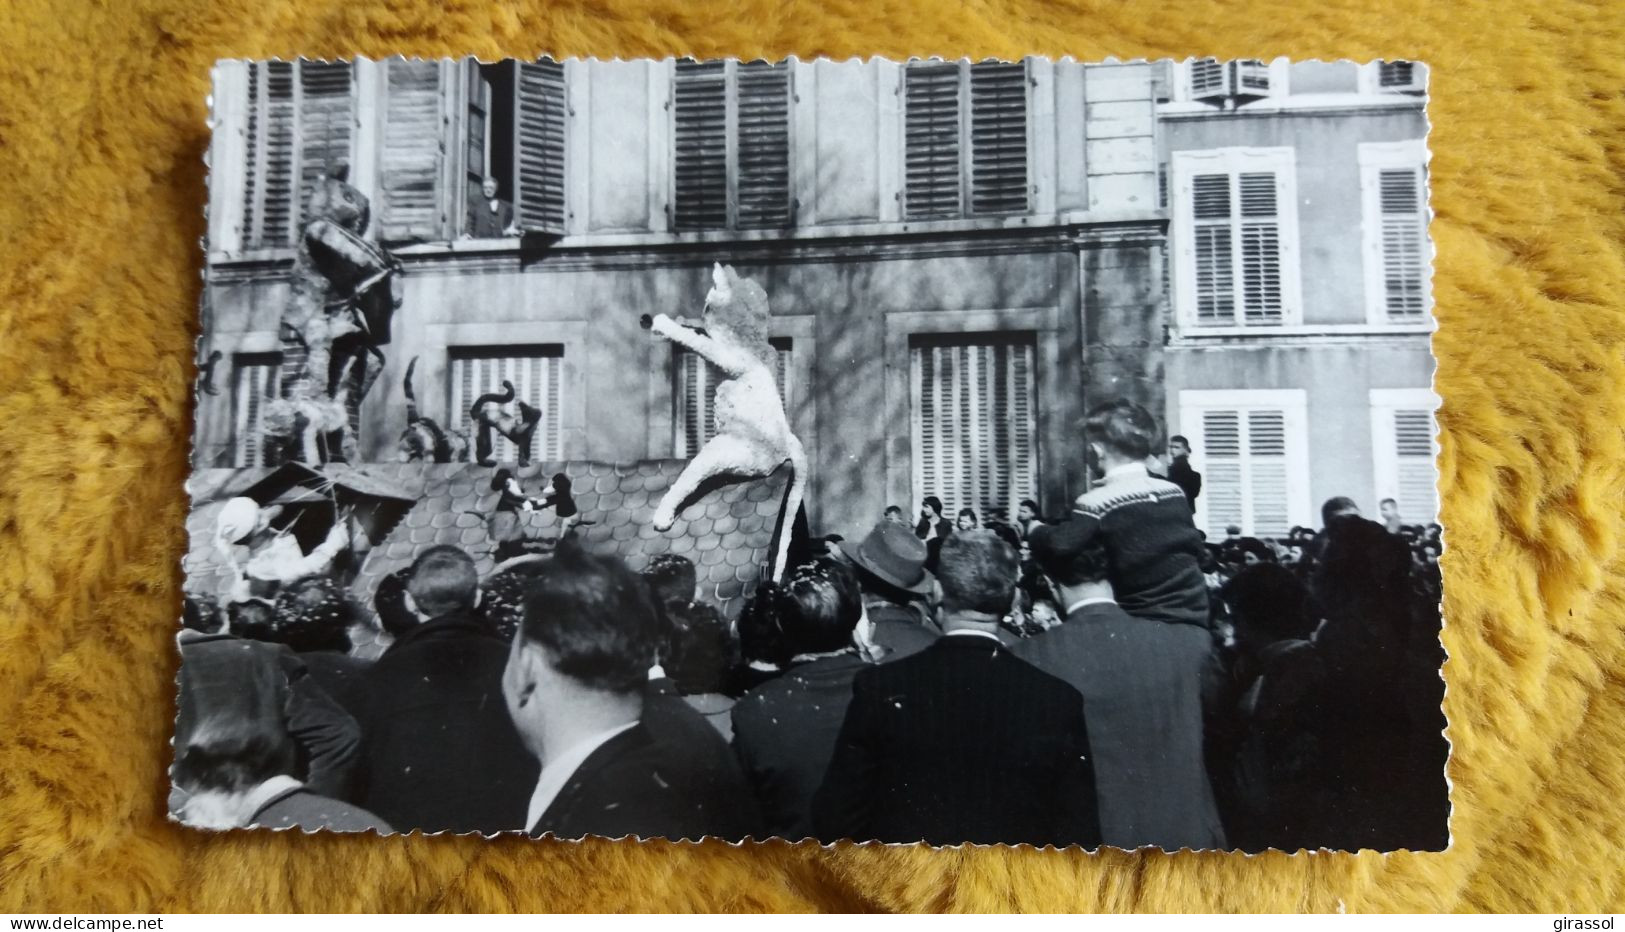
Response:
[184,461,790,622]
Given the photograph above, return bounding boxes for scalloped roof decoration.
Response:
[184,461,791,624]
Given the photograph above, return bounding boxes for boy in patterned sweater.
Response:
[1069,400,1210,628]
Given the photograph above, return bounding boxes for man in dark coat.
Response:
[731,558,872,839]
[845,520,941,662]
[812,531,1100,849]
[354,545,537,834]
[503,546,760,842]
[1015,518,1226,851]
[1166,435,1203,512]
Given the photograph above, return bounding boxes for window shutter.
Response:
[449,348,565,462]
[1392,409,1437,524]
[1379,168,1426,318]
[379,60,447,243]
[903,63,963,220]
[734,62,792,229]
[967,62,1029,216]
[1245,409,1290,535]
[243,62,297,248]
[1377,61,1424,93]
[1198,410,1245,533]
[1192,173,1235,323]
[513,60,568,233]
[233,355,282,467]
[910,338,1036,520]
[673,61,729,231]
[1238,171,1284,324]
[1193,407,1293,536]
[296,62,354,228]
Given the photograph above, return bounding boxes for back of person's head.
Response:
[182,596,217,634]
[1224,563,1313,646]
[519,546,658,693]
[172,641,298,799]
[1237,536,1276,565]
[937,530,1019,615]
[407,545,479,618]
[227,598,279,642]
[884,505,903,519]
[373,568,417,638]
[1083,399,1160,460]
[642,554,699,608]
[1321,496,1361,528]
[662,600,734,695]
[773,558,863,656]
[735,581,791,667]
[1030,521,1111,587]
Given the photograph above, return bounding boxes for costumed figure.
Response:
[484,469,583,564]
[470,382,543,467]
[213,496,353,607]
[273,163,402,464]
[261,355,371,465]
[397,356,471,463]
[642,262,806,580]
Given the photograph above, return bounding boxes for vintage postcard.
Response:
[176,56,1446,851]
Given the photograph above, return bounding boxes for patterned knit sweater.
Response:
[1073,463,1211,628]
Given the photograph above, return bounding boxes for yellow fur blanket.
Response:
[1,0,1622,913]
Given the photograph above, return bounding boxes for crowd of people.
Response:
[174,398,1447,851]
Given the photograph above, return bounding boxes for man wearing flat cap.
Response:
[1015,518,1225,851]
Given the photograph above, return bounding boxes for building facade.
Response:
[196,57,1433,540]
[1158,59,1436,537]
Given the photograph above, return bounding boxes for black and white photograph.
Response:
[175,56,1447,852]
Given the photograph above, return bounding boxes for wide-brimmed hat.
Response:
[847,521,934,596]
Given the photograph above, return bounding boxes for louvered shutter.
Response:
[910,338,1037,521]
[735,62,792,229]
[903,63,962,220]
[1378,61,1424,92]
[1238,171,1284,324]
[296,62,354,227]
[244,62,297,248]
[449,348,565,463]
[1192,174,1235,323]
[1372,399,1438,526]
[379,60,447,242]
[1245,410,1290,534]
[967,62,1029,216]
[1392,410,1437,524]
[233,355,282,467]
[673,61,729,231]
[1190,402,1299,536]
[1379,167,1426,318]
[513,60,568,233]
[674,340,793,457]
[1198,410,1245,533]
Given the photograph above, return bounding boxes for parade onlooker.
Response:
[813,530,1100,848]
[1073,400,1209,628]
[505,546,760,840]
[732,558,875,839]
[1017,522,1225,850]
[355,545,537,834]
[844,520,941,661]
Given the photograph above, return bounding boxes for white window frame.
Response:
[1369,387,1441,525]
[1178,388,1311,537]
[1359,140,1432,325]
[1170,146,1303,331]
[1172,58,1291,104]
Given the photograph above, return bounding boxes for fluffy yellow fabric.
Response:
[1,0,1623,913]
